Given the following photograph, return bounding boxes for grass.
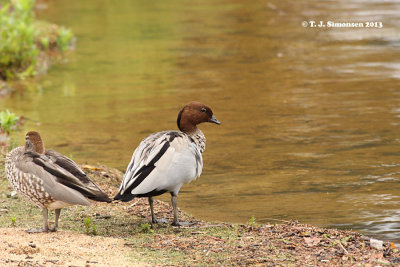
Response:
[0,0,74,80]
[10,216,16,227]
[140,222,154,233]
[83,216,98,235]
[0,110,19,135]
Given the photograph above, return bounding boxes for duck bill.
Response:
[209,115,221,125]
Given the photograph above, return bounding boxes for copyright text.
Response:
[302,20,383,28]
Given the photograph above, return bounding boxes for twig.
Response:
[129,200,139,207]
[207,235,225,242]
[257,217,293,224]
[323,235,349,254]
[96,215,111,219]
[337,240,349,254]
[180,224,224,229]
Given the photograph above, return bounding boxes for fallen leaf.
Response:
[370,252,383,260]
[81,164,102,171]
[370,238,383,251]
[304,237,321,247]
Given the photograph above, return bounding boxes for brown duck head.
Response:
[177,101,220,134]
[25,131,45,154]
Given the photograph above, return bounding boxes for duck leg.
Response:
[171,193,194,226]
[171,194,180,226]
[50,209,61,232]
[27,208,49,233]
[148,197,167,224]
[148,197,157,223]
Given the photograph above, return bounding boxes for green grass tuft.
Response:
[83,216,97,235]
[0,110,19,135]
[10,216,16,227]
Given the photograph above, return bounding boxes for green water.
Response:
[1,0,400,242]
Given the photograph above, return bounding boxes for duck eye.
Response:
[201,108,206,113]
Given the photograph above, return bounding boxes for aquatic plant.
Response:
[0,0,75,80]
[0,110,19,135]
[56,27,74,53]
[40,37,50,50]
[0,0,38,79]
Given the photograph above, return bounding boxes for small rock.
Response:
[0,208,8,214]
[28,241,36,248]
[370,238,383,250]
[7,191,18,199]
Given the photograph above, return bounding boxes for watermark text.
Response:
[302,20,383,28]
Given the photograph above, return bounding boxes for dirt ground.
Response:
[0,228,137,266]
[1,218,400,266]
[1,160,400,266]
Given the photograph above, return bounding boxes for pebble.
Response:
[0,208,8,214]
[28,241,36,248]
[370,238,383,250]
[7,191,18,199]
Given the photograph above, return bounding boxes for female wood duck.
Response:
[5,131,111,232]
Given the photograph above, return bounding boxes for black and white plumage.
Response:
[114,101,220,225]
[5,131,111,232]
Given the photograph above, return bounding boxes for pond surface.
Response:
[1,0,400,242]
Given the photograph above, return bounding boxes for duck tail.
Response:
[88,193,112,203]
[114,191,136,202]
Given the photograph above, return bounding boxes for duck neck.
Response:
[180,124,199,136]
[34,141,45,154]
[177,110,198,135]
[25,140,45,154]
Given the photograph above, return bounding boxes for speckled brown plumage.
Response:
[6,147,56,208]
[5,131,111,232]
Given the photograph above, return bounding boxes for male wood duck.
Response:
[114,101,220,225]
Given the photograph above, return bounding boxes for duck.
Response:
[5,131,111,232]
[114,101,220,226]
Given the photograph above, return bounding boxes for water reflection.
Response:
[1,0,400,242]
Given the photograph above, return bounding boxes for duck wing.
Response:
[45,150,87,180]
[29,150,111,202]
[14,151,91,206]
[114,131,203,201]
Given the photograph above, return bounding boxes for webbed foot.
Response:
[151,218,169,224]
[26,228,48,233]
[171,221,196,227]
[49,227,58,232]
